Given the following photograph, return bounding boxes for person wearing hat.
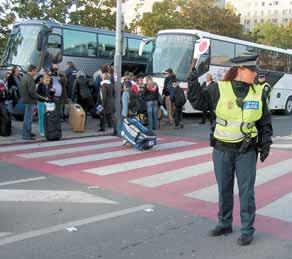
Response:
[258,73,272,103]
[187,55,273,246]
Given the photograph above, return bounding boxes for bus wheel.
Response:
[284,96,292,115]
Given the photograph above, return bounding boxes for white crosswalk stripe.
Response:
[185,158,292,203]
[130,161,213,187]
[18,141,123,158]
[0,136,117,153]
[48,141,196,166]
[0,190,118,204]
[257,193,292,222]
[84,147,212,176]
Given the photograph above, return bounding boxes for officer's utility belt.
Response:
[215,138,257,150]
[216,118,255,129]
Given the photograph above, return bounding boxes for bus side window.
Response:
[98,34,115,58]
[197,52,210,77]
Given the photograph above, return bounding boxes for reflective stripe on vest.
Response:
[214,81,264,143]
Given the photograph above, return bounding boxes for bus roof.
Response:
[158,29,290,55]
[14,19,145,39]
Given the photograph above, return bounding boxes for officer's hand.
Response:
[260,144,270,162]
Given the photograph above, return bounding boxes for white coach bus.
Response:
[140,29,292,114]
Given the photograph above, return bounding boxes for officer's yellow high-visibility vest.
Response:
[214,81,264,143]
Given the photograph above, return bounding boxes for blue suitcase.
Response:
[119,117,157,150]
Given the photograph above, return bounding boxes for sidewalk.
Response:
[0,117,113,146]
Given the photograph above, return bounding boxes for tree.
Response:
[252,22,292,49]
[133,0,243,37]
[69,0,116,29]
[0,0,15,58]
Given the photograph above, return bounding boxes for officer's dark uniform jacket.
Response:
[187,71,273,152]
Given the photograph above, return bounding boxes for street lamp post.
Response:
[114,0,122,135]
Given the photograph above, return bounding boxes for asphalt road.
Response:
[0,113,291,259]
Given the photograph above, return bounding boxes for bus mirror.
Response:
[139,41,146,56]
[37,32,44,51]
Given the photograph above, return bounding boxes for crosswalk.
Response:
[2,135,292,239]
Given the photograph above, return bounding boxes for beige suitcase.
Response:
[69,103,86,132]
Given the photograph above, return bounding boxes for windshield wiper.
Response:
[0,64,24,71]
[151,72,167,76]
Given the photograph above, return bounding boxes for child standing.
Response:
[171,77,186,129]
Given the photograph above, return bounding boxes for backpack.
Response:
[128,85,141,114]
[174,86,186,107]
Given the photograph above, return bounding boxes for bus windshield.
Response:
[2,25,44,70]
[152,34,198,81]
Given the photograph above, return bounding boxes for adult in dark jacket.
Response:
[187,55,273,246]
[7,66,22,107]
[200,73,214,124]
[72,71,93,113]
[162,68,175,124]
[171,77,186,128]
[99,73,116,133]
[19,65,47,140]
[65,61,78,99]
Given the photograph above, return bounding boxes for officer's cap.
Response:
[226,55,259,70]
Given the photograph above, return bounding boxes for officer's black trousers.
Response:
[213,148,257,236]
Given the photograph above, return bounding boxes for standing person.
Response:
[258,73,272,103]
[37,74,51,136]
[121,75,131,118]
[145,75,159,130]
[187,55,273,246]
[162,68,175,125]
[99,73,115,132]
[50,64,67,118]
[7,66,22,108]
[72,71,92,113]
[19,65,47,140]
[200,73,214,124]
[65,61,78,99]
[171,77,186,129]
[93,64,110,101]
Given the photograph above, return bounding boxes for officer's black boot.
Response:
[237,234,253,246]
[208,225,233,237]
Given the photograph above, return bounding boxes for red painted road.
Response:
[1,135,292,240]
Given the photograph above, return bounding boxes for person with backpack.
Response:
[72,71,92,114]
[171,77,186,129]
[65,61,78,99]
[163,68,175,125]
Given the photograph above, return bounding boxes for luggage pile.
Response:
[119,117,157,151]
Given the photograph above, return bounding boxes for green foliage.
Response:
[251,22,292,49]
[133,0,243,37]
[69,0,116,29]
[0,0,15,60]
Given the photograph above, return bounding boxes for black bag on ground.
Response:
[0,103,12,136]
[12,101,25,121]
[44,102,62,141]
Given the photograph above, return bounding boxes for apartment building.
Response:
[228,0,292,31]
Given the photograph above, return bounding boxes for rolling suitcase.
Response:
[0,103,12,136]
[44,102,62,141]
[69,103,86,132]
[119,117,157,150]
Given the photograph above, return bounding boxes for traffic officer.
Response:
[258,73,272,103]
[187,55,273,246]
